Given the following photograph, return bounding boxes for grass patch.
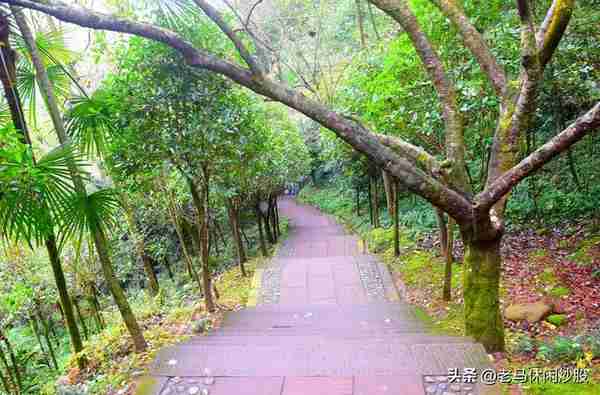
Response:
[569,235,600,266]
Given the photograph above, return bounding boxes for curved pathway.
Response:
[149,197,496,395]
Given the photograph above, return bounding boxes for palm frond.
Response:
[66,92,115,158]
[57,187,122,249]
[0,140,85,246]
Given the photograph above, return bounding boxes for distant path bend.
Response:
[149,197,497,395]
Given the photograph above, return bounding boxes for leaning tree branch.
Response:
[374,133,443,176]
[191,0,263,75]
[369,0,470,192]
[0,0,476,223]
[429,0,507,97]
[537,0,575,67]
[477,102,600,213]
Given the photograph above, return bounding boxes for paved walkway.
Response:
[148,197,496,395]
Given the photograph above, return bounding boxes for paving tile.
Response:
[282,376,353,395]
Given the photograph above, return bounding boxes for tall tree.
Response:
[0,12,85,365]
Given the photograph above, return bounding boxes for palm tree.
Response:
[0,11,86,366]
[11,7,147,352]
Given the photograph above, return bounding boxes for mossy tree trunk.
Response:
[461,232,504,352]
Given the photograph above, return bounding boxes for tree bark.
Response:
[227,198,247,277]
[94,228,148,352]
[188,175,215,313]
[393,180,400,257]
[1,331,22,392]
[255,204,268,257]
[382,170,394,215]
[370,175,380,228]
[462,233,504,352]
[0,340,16,394]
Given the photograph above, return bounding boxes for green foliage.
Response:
[548,286,570,298]
[546,314,568,327]
[537,336,584,362]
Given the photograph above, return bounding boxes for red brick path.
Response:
[148,197,495,395]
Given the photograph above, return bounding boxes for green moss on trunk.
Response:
[463,237,505,352]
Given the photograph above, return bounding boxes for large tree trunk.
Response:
[462,233,504,352]
[227,197,247,277]
[94,228,148,352]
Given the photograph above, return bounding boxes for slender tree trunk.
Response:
[163,258,174,280]
[367,180,373,225]
[443,218,455,301]
[366,1,381,40]
[227,198,247,277]
[30,316,46,354]
[355,0,367,47]
[382,170,394,215]
[94,228,147,352]
[256,204,268,257]
[46,237,85,364]
[122,196,160,296]
[188,176,215,312]
[461,232,505,352]
[356,186,361,216]
[274,197,281,236]
[1,331,22,392]
[72,296,89,340]
[393,180,400,257]
[370,175,380,228]
[35,305,59,371]
[262,209,274,244]
[167,201,202,291]
[436,209,449,259]
[240,225,251,250]
[0,19,85,367]
[0,361,9,395]
[213,219,227,251]
[0,341,15,394]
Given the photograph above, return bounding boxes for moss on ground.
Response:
[569,235,600,266]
